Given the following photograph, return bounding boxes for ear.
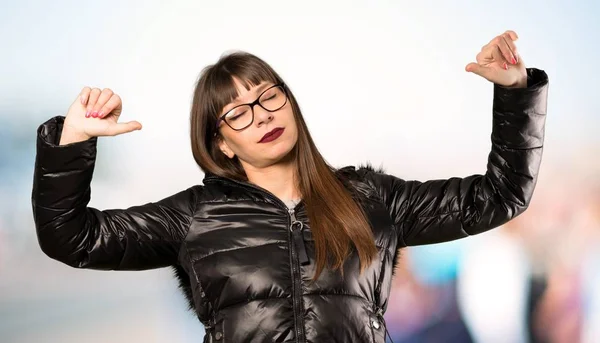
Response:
[218,137,235,159]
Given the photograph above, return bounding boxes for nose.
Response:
[254,105,274,127]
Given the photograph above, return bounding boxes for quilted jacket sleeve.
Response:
[31,115,197,270]
[360,68,549,247]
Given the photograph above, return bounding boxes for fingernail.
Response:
[85,110,90,118]
[503,62,508,70]
[91,111,98,118]
[98,111,104,118]
[511,57,516,64]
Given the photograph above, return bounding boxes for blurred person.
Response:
[515,178,600,343]
[457,223,532,343]
[533,264,583,343]
[529,180,600,343]
[384,251,432,339]
[31,31,549,343]
[578,184,600,343]
[581,246,600,343]
[385,248,473,343]
[456,192,571,343]
[402,240,473,342]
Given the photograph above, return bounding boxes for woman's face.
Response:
[217,77,298,169]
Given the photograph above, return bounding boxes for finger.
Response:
[501,33,519,64]
[466,63,502,82]
[479,41,509,67]
[487,36,514,66]
[478,39,499,63]
[92,88,114,118]
[491,45,509,70]
[475,50,486,65]
[465,62,496,80]
[99,94,122,119]
[79,86,91,106]
[491,30,518,44]
[504,30,518,41]
[500,34,518,64]
[106,121,143,136]
[86,88,101,118]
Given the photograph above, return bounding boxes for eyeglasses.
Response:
[215,82,288,132]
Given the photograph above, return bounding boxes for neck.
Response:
[242,160,301,202]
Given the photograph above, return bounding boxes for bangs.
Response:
[207,55,280,118]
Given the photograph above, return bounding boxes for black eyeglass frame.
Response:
[214,82,288,134]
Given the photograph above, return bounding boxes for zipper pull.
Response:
[374,306,395,343]
[289,210,310,265]
[291,223,309,265]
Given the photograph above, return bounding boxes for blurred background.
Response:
[1,0,599,342]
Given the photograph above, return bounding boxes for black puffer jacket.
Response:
[32,68,548,343]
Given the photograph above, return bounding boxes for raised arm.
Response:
[360,31,549,247]
[32,88,199,270]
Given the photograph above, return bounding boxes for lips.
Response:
[259,127,284,143]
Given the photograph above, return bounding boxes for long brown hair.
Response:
[190,51,378,280]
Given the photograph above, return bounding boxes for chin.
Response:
[268,138,296,162]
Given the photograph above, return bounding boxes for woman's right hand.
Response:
[59,86,142,145]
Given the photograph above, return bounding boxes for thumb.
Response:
[465,62,494,80]
[106,120,143,136]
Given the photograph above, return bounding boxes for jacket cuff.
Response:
[493,68,549,111]
[36,115,98,173]
[491,68,549,150]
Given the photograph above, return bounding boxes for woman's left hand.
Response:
[466,30,527,88]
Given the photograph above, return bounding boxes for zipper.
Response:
[289,208,309,265]
[204,176,307,343]
[288,206,306,343]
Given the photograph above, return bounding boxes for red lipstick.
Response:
[259,128,284,143]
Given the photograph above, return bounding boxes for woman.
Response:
[32,30,548,343]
